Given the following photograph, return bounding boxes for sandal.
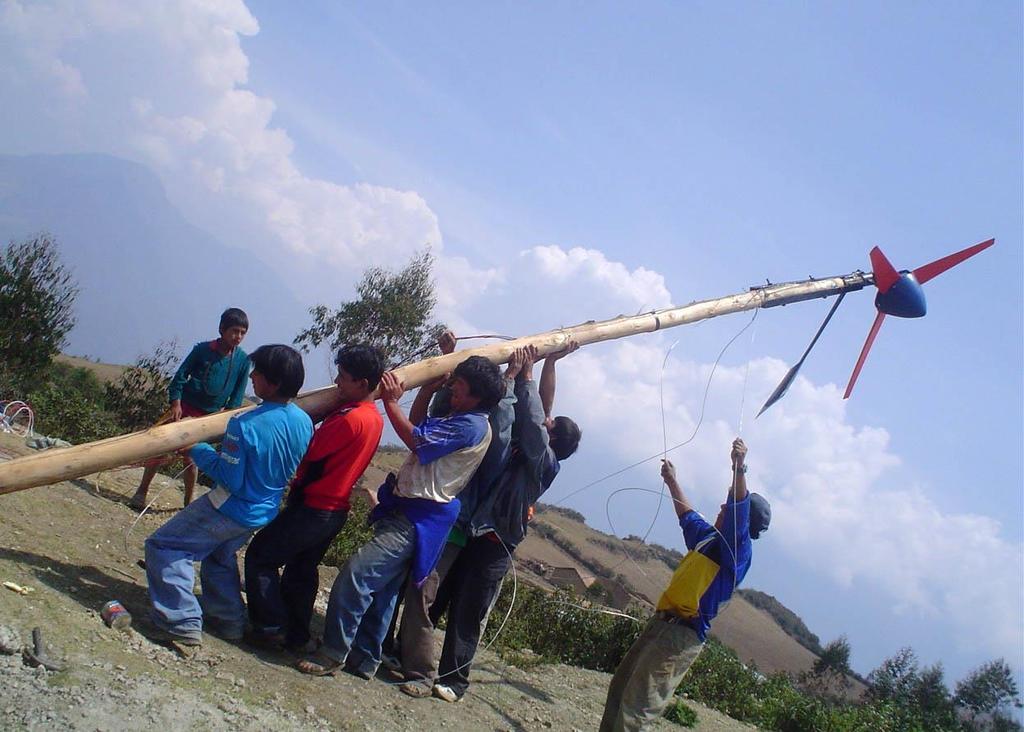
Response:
[295,650,343,676]
[399,681,432,698]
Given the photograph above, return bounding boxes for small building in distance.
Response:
[546,566,596,595]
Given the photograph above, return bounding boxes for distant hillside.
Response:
[55,354,128,384]
[737,588,823,656]
[520,502,828,679]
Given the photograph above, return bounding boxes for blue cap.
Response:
[749,492,771,539]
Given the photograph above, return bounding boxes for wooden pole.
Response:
[0,271,871,495]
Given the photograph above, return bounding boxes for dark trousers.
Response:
[436,535,511,696]
[244,503,348,647]
[397,541,463,684]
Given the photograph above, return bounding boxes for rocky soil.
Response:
[0,434,755,731]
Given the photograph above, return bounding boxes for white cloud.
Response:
[523,245,673,312]
[0,0,443,277]
[547,339,1023,661]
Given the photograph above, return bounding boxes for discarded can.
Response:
[101,600,132,631]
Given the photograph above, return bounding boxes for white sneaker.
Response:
[432,683,462,703]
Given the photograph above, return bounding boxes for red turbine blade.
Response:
[912,238,994,285]
[844,311,886,399]
[870,247,900,293]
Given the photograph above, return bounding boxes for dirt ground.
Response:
[0,433,756,732]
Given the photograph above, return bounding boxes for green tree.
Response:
[104,340,180,431]
[866,648,960,731]
[955,659,1023,730]
[802,635,854,701]
[0,233,78,396]
[294,249,445,365]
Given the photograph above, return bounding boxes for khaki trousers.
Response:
[599,615,704,732]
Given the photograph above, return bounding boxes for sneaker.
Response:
[432,683,462,703]
[149,626,202,657]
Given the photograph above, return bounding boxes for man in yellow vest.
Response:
[600,438,771,731]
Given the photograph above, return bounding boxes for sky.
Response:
[1,0,1021,686]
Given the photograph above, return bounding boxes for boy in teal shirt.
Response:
[130,308,251,510]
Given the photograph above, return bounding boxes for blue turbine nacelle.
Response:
[874,270,927,318]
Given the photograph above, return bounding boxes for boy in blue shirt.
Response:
[296,355,504,678]
[144,344,313,654]
[600,438,772,731]
[131,307,252,510]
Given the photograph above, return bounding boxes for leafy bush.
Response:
[663,698,698,727]
[322,489,376,568]
[26,362,120,444]
[483,584,643,672]
[105,340,179,431]
[680,638,762,721]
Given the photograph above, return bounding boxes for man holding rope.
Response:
[600,438,771,731]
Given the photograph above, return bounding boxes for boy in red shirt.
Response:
[244,344,385,652]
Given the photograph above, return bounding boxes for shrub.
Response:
[484,584,643,672]
[105,340,179,431]
[680,638,761,721]
[663,698,698,727]
[26,362,120,444]
[322,489,376,568]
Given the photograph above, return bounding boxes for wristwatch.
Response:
[734,463,747,474]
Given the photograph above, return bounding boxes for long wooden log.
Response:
[0,271,871,495]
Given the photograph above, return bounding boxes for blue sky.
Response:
[1,0,1021,687]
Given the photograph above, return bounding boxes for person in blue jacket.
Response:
[144,344,313,654]
[600,438,772,731]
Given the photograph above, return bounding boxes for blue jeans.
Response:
[145,494,253,638]
[321,513,415,672]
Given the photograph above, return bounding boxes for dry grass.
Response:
[56,354,130,384]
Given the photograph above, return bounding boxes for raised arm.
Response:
[539,340,579,419]
[728,438,749,503]
[379,371,417,452]
[661,459,694,519]
[513,346,550,465]
[427,329,458,418]
[409,372,448,426]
